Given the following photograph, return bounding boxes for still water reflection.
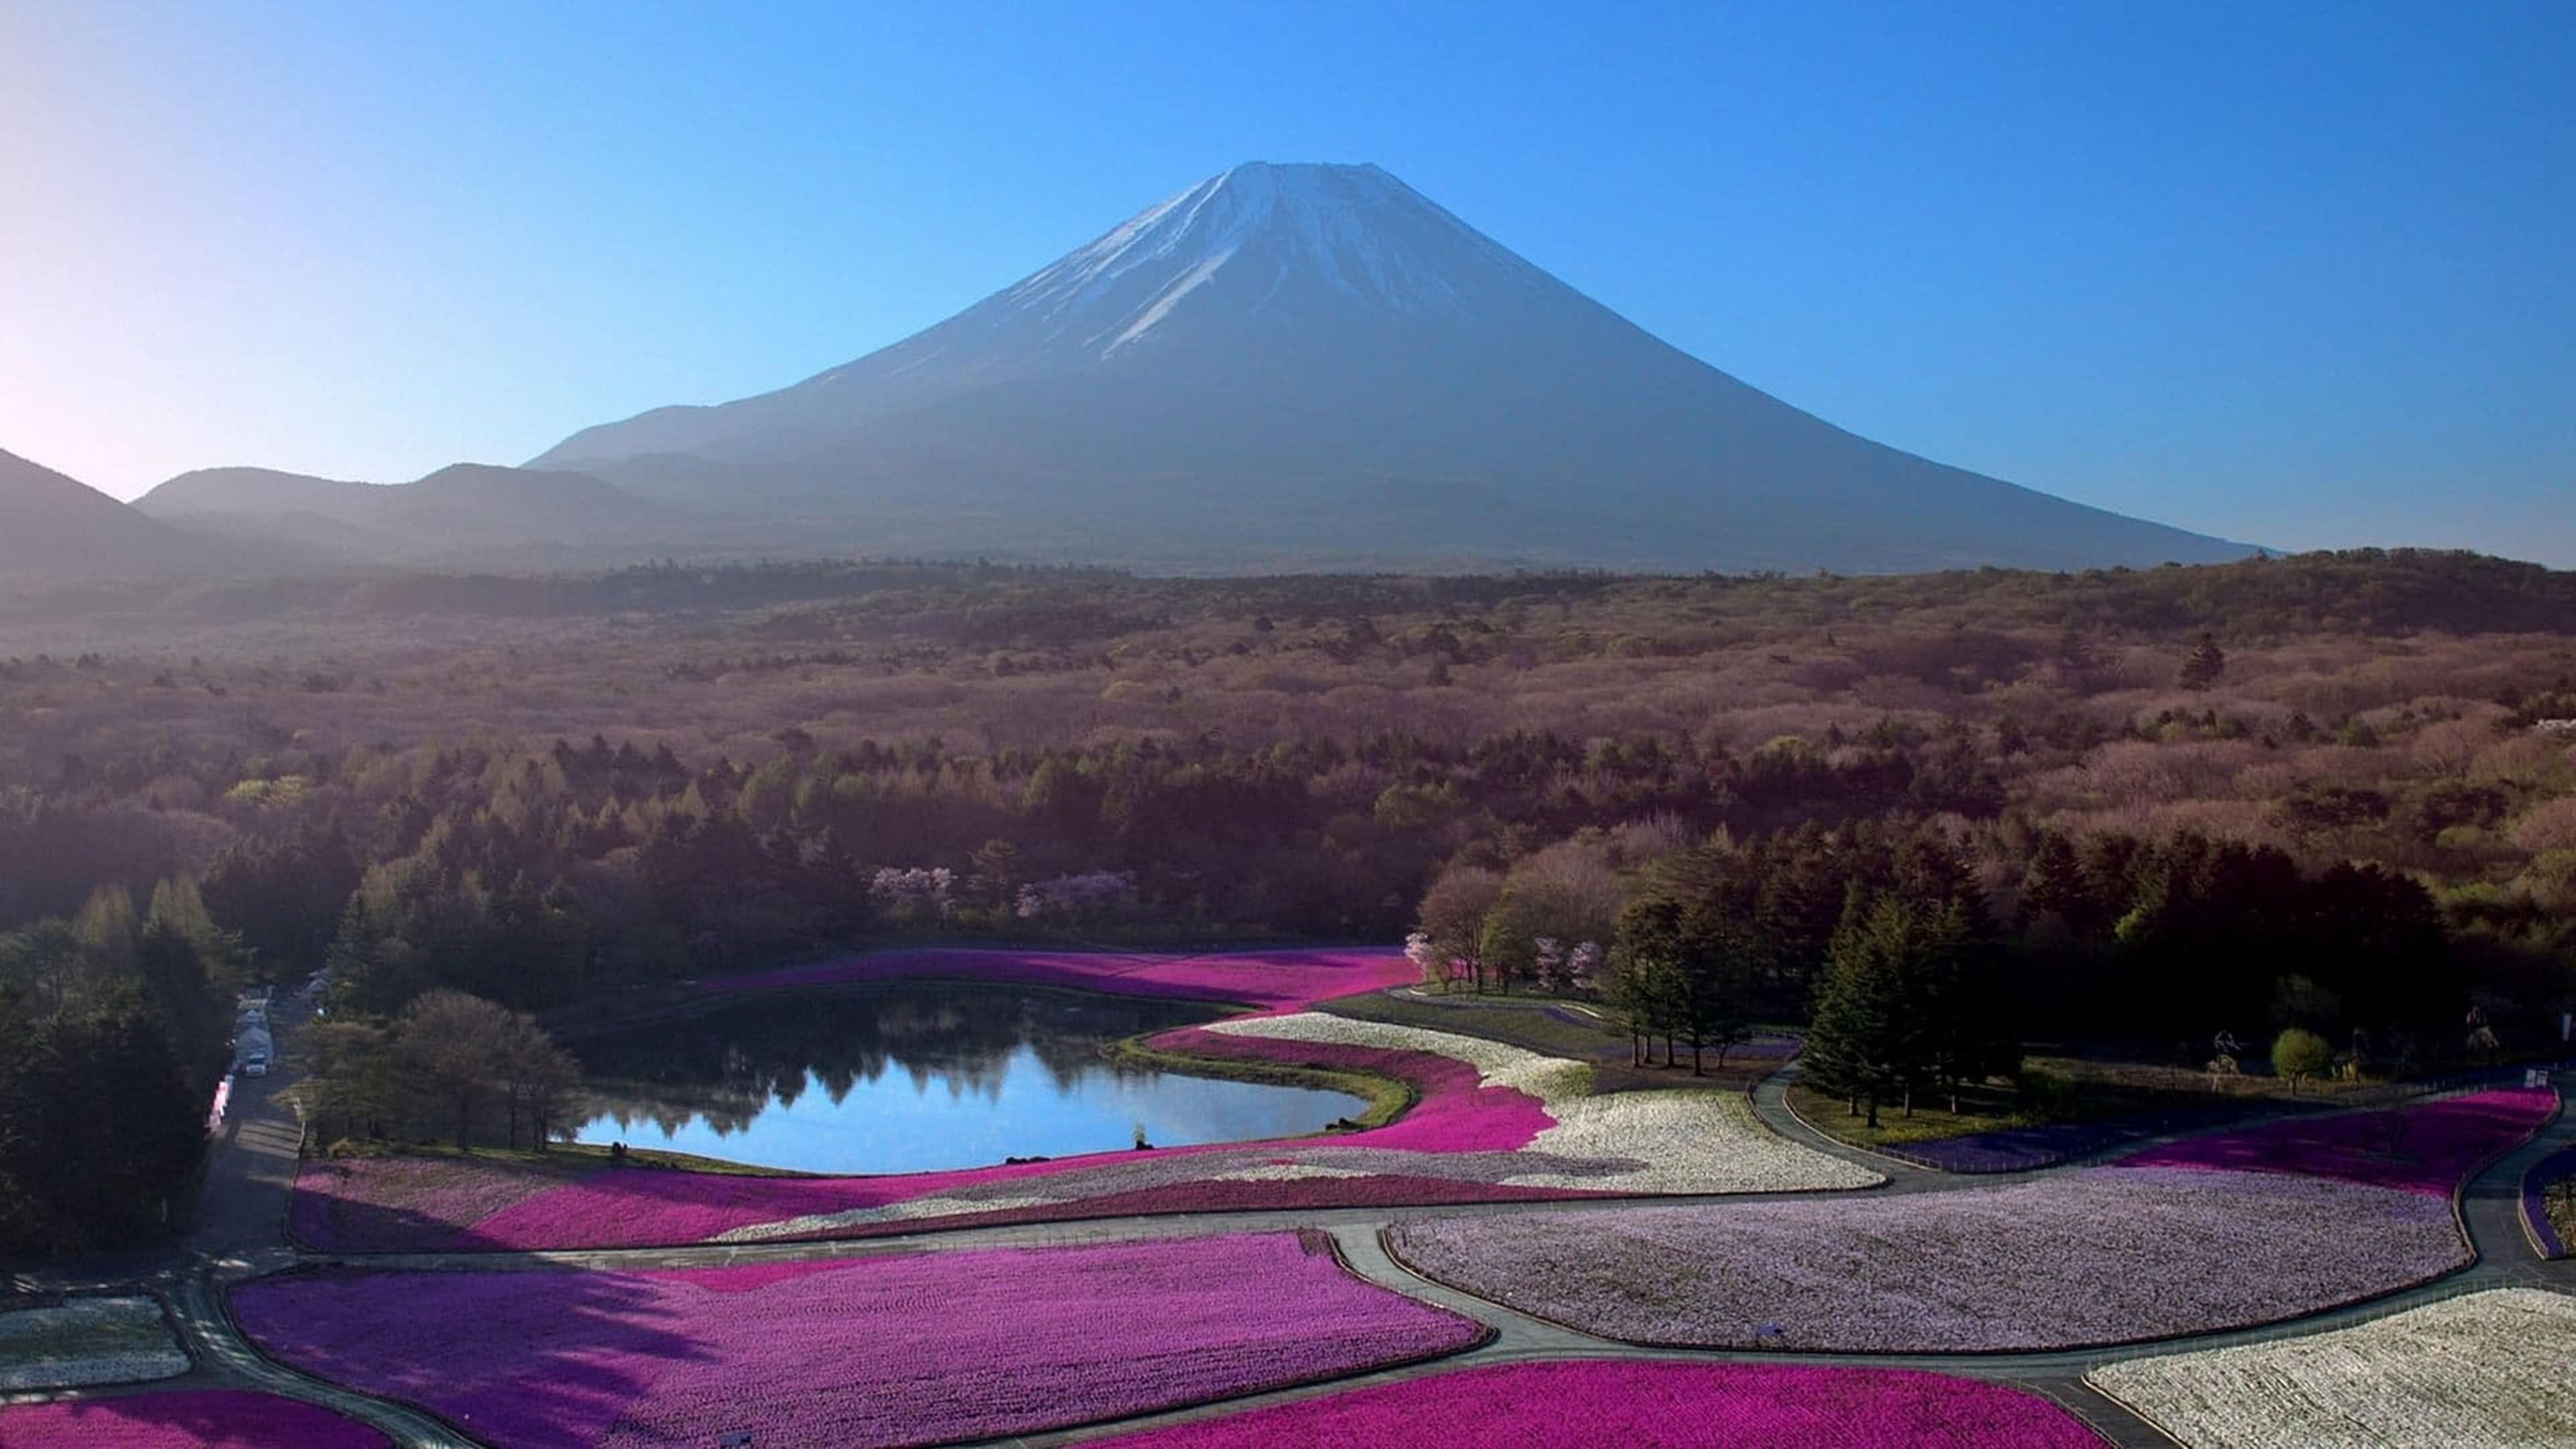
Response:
[568,983,1364,1173]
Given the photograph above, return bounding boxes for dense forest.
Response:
[2,549,2572,1251]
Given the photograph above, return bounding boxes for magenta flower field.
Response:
[1147,1024,1554,1152]
[231,1232,1485,1447]
[293,1152,586,1253]
[1095,1361,2106,1448]
[2118,1087,2557,1195]
[710,945,1418,1012]
[0,1390,387,1448]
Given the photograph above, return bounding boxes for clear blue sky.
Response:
[3,2,2568,562]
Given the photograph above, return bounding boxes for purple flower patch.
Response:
[1884,1104,2264,1174]
[2117,1088,2555,1196]
[231,1233,1485,1448]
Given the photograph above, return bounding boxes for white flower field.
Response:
[2088,1288,2576,1448]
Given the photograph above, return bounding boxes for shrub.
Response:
[2269,1028,2334,1091]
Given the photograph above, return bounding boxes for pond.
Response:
[566,983,1368,1174]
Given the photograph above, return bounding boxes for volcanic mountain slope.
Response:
[137,462,676,562]
[534,161,2251,573]
[0,449,248,582]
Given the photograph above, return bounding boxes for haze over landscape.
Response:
[87,159,2250,575]
[3,8,2574,1449]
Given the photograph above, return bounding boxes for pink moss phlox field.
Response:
[292,1154,574,1252]
[231,1234,1485,1448]
[1387,1167,2466,1351]
[709,947,1416,1013]
[1097,1361,2104,1449]
[457,1152,1091,1250]
[1146,1024,1552,1152]
[0,1390,388,1448]
[2118,1087,2557,1196]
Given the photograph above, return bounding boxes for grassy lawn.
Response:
[1785,1054,2369,1152]
[1785,1081,2049,1148]
[1320,989,1796,1094]
[1106,1037,1414,1132]
[1318,989,1629,1061]
[317,1136,815,1178]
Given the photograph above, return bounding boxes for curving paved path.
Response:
[4,985,483,1446]
[19,988,2573,1449]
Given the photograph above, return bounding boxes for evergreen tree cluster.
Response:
[0,880,236,1255]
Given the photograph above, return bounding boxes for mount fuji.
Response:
[533,162,2249,573]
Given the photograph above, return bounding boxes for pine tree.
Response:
[2178,632,2226,690]
[1674,906,1758,1074]
[1607,896,1686,1066]
[1805,892,1916,1127]
[1913,900,2021,1114]
[2017,831,2086,933]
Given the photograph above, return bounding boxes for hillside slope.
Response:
[535,162,2252,574]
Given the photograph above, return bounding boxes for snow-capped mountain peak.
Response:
[524,162,2251,576]
[993,161,1551,357]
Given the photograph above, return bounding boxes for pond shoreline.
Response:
[561,974,1395,1176]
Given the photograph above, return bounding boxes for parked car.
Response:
[235,1022,274,1078]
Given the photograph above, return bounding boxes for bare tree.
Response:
[1416,864,1504,992]
[498,1014,584,1152]
[394,989,515,1150]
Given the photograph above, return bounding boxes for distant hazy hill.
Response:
[533,161,2253,574]
[138,461,674,561]
[0,449,243,582]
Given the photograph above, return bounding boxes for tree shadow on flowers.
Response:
[230,1265,714,1446]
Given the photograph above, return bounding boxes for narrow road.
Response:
[186,1061,303,1269]
[1746,1063,1935,1181]
[170,1268,480,1448]
[166,994,490,1445]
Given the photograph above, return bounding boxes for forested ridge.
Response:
[2,548,2571,1253]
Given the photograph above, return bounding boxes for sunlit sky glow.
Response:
[1,2,2569,563]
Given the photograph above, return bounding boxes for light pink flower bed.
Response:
[2118,1087,2557,1196]
[0,1390,387,1448]
[1096,1361,2106,1448]
[1389,1167,2461,1352]
[1386,1089,2557,1352]
[711,946,1419,1013]
[233,1233,1485,1448]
